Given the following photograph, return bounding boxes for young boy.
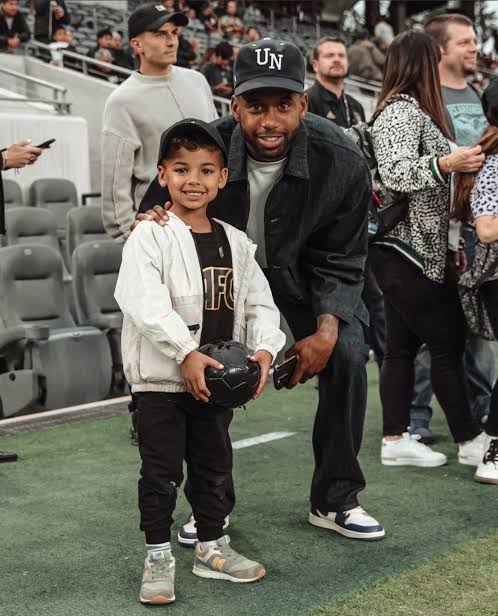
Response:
[115,118,285,605]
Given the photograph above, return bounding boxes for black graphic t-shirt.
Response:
[191,221,234,346]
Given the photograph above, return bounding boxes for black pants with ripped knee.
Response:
[135,391,233,544]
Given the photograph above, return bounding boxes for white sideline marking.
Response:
[0,396,131,427]
[1,404,296,452]
[232,431,296,449]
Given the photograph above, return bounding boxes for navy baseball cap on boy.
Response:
[157,119,228,165]
[233,38,305,96]
[128,4,188,39]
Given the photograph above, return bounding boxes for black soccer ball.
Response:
[200,340,260,409]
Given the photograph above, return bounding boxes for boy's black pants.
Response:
[135,392,233,544]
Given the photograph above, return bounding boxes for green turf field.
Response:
[1,365,497,616]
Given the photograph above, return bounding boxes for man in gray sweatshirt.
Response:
[101,4,218,241]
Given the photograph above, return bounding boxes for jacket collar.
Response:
[311,79,343,104]
[227,122,310,183]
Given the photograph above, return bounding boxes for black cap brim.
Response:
[234,76,304,96]
[158,119,227,165]
[152,11,188,28]
[130,11,188,38]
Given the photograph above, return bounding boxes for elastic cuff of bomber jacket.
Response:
[175,339,198,365]
[254,343,280,364]
[429,156,447,185]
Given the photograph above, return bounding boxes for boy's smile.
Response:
[158,147,228,216]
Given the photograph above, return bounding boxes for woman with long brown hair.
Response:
[457,80,498,484]
[369,31,487,469]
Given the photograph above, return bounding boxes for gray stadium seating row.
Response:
[0,237,124,419]
[1,188,124,418]
[3,178,103,269]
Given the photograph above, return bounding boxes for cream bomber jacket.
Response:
[115,214,286,393]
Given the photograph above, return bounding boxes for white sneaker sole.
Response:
[458,455,480,467]
[177,532,197,547]
[178,517,230,546]
[308,512,385,541]
[192,565,266,583]
[139,593,175,604]
[381,456,447,467]
[474,473,498,484]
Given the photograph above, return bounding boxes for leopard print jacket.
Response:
[371,95,451,283]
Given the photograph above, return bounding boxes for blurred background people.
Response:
[0,0,30,52]
[34,0,70,44]
[219,0,243,44]
[348,30,385,81]
[200,40,233,97]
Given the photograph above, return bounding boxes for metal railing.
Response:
[0,66,71,114]
[26,39,134,82]
[25,40,233,116]
[21,40,378,118]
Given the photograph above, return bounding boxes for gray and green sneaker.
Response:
[192,535,265,583]
[139,550,175,605]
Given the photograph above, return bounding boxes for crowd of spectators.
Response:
[1,0,497,95]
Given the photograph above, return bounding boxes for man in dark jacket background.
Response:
[138,39,385,542]
[34,0,70,44]
[0,0,30,51]
[307,36,365,128]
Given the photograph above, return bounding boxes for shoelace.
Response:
[483,439,498,466]
[346,506,370,520]
[150,557,171,579]
[406,433,434,453]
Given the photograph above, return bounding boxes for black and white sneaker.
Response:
[177,514,230,547]
[474,437,498,484]
[309,506,385,541]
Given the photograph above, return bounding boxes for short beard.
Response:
[320,71,348,84]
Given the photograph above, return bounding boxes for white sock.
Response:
[198,539,220,551]
[146,541,171,556]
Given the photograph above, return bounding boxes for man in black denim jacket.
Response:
[137,39,385,541]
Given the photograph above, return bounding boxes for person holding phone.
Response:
[0,138,45,462]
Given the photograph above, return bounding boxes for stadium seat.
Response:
[72,240,124,393]
[0,244,112,417]
[5,206,60,255]
[66,205,106,259]
[3,179,23,209]
[4,207,72,286]
[29,178,79,235]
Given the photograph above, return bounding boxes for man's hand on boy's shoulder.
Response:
[181,350,224,403]
[130,202,172,233]
[249,350,273,400]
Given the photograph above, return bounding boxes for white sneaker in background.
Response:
[381,432,447,467]
[458,431,489,466]
[474,437,498,484]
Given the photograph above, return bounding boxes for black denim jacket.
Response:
[139,113,370,325]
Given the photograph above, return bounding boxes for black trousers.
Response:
[370,246,481,442]
[275,296,369,512]
[136,392,233,544]
[480,280,498,437]
[362,256,386,367]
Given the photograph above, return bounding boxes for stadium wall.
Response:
[24,57,115,193]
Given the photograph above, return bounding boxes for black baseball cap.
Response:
[157,119,227,165]
[128,3,188,39]
[233,38,305,96]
